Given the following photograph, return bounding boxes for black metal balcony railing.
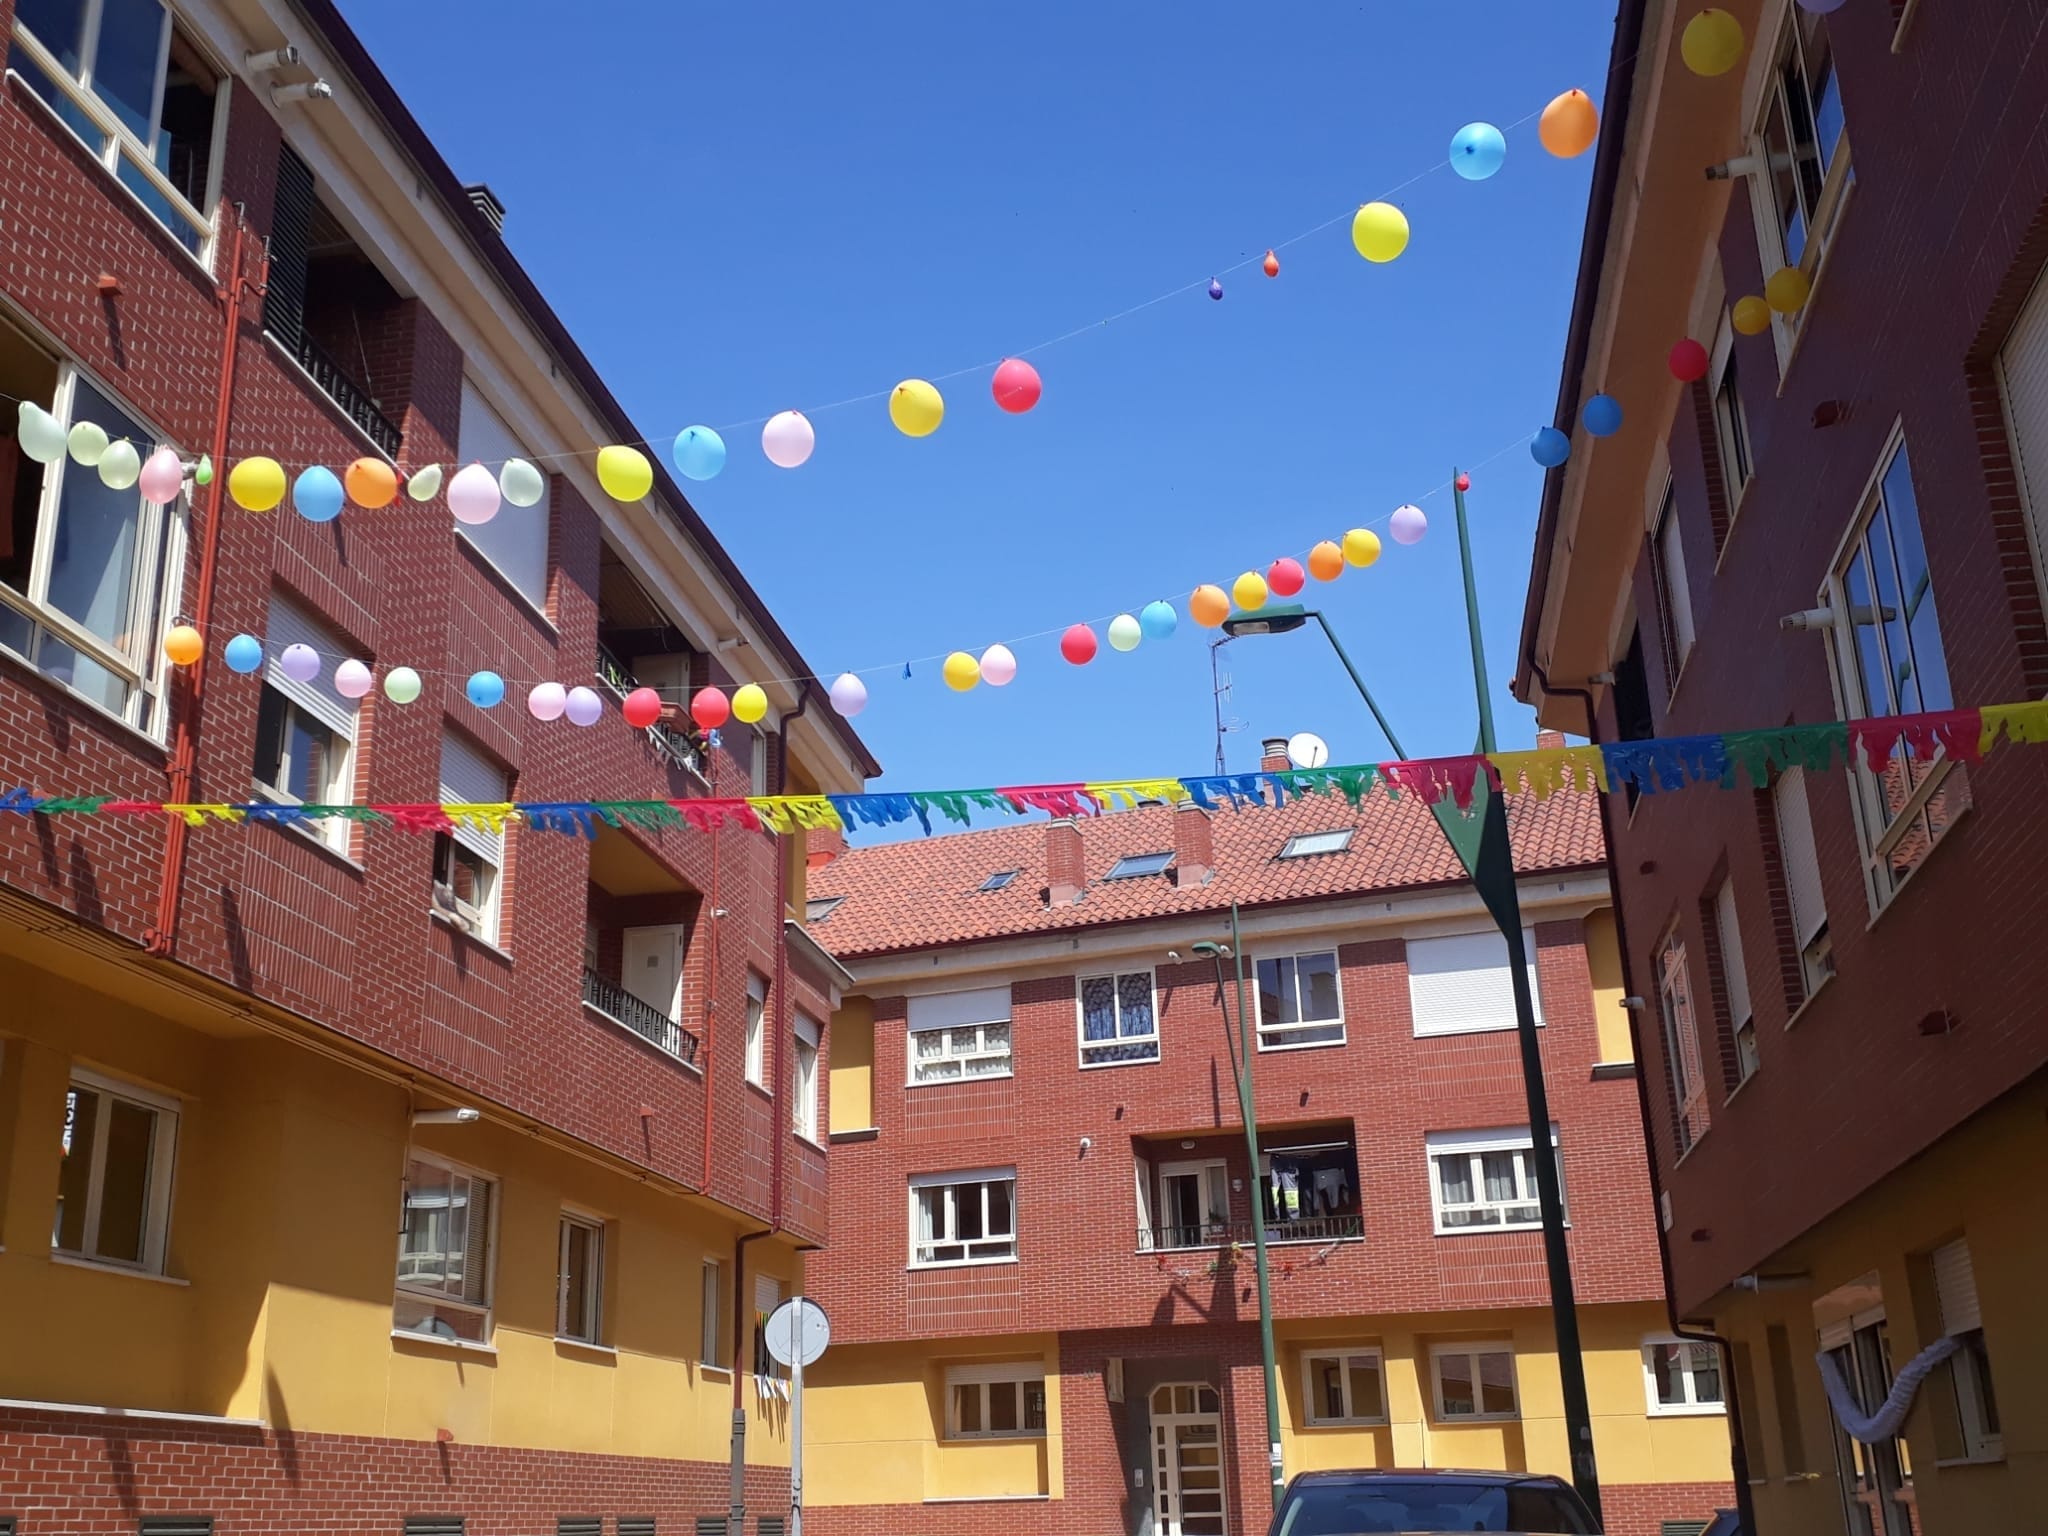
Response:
[594,644,706,777]
[1141,1214,1365,1252]
[582,967,700,1065]
[292,330,403,457]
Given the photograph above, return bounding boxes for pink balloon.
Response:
[1267,557,1306,597]
[138,447,184,504]
[528,682,567,721]
[991,359,1042,414]
[762,411,816,469]
[448,462,501,526]
[333,659,374,698]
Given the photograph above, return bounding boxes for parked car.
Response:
[1266,1468,1600,1535]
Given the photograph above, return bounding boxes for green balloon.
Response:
[194,454,214,485]
[499,457,546,508]
[16,402,66,464]
[383,665,423,704]
[407,464,444,502]
[67,420,109,466]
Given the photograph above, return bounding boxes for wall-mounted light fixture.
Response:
[411,1107,481,1127]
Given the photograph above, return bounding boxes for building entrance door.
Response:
[1151,1383,1226,1536]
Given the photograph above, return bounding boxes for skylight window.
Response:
[806,896,845,922]
[1105,852,1175,881]
[1280,830,1354,859]
[979,870,1021,893]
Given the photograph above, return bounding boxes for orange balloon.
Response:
[1190,584,1231,628]
[163,624,204,667]
[344,457,398,508]
[1307,540,1345,581]
[1539,89,1599,158]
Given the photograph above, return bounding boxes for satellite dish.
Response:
[1287,732,1331,769]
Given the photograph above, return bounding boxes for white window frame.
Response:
[1653,478,1696,679]
[1405,927,1543,1037]
[1657,926,1709,1156]
[1714,878,1759,1086]
[252,591,359,852]
[792,1013,821,1142]
[0,356,187,738]
[907,987,1013,1086]
[748,728,768,797]
[1430,1342,1520,1422]
[1642,1337,1728,1417]
[53,1066,179,1274]
[909,1168,1017,1269]
[1426,1126,1564,1235]
[1076,967,1160,1068]
[1301,1348,1388,1427]
[556,1211,604,1345]
[393,1149,498,1344]
[6,1,227,263]
[435,732,509,944]
[1252,948,1346,1051]
[1771,765,1833,995]
[1708,317,1754,518]
[1279,829,1353,859]
[944,1361,1048,1441]
[744,973,768,1088]
[700,1256,724,1370]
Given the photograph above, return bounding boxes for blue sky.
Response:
[340,2,1612,797]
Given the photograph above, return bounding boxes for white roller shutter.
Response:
[456,379,550,606]
[1933,1238,1982,1334]
[907,986,1012,1031]
[1772,768,1826,948]
[1406,929,1542,1035]
[439,731,509,863]
[265,590,358,737]
[1714,879,1753,1026]
[1999,270,2048,591]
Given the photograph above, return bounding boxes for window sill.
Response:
[1863,797,1973,938]
[390,1328,498,1358]
[1414,1020,1543,1039]
[942,1433,1047,1444]
[1772,173,1857,392]
[1933,1452,2004,1470]
[1590,1060,1638,1081]
[1722,1065,1759,1107]
[1783,973,1835,1033]
[1672,1129,1708,1168]
[922,1495,1050,1505]
[251,797,366,874]
[908,1256,1020,1273]
[1432,1222,1567,1238]
[745,1078,774,1099]
[906,1070,1014,1090]
[1439,1414,1520,1426]
[829,1127,881,1144]
[794,1132,827,1154]
[1255,1033,1347,1053]
[429,907,513,962]
[1712,481,1755,576]
[554,1337,618,1362]
[49,1253,186,1286]
[700,1365,733,1380]
[1646,1404,1729,1418]
[1302,1418,1391,1430]
[1078,1050,1163,1070]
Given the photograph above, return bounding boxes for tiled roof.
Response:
[807,788,1606,959]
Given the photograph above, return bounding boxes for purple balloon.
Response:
[564,685,604,727]
[1208,278,1224,301]
[280,643,320,683]
[1389,504,1429,546]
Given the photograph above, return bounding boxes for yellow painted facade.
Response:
[828,994,875,1134]
[1582,907,1636,1066]
[0,943,800,1467]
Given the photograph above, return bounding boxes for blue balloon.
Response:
[466,670,506,709]
[1582,393,1624,438]
[1449,122,1507,181]
[672,425,726,482]
[1531,427,1572,468]
[224,633,264,674]
[1139,600,1179,641]
[292,464,344,523]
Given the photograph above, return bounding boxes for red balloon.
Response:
[1060,624,1098,665]
[690,686,731,730]
[1267,557,1305,597]
[1668,338,1709,382]
[992,358,1042,414]
[1262,250,1280,278]
[1455,473,1471,492]
[623,686,663,730]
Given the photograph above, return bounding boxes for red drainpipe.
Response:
[702,823,721,1192]
[146,213,264,958]
[767,682,812,1232]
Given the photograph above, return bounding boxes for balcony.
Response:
[582,966,698,1064]
[583,823,702,1067]
[1139,1213,1366,1253]
[595,640,704,776]
[1136,1122,1364,1255]
[594,543,708,781]
[291,330,402,456]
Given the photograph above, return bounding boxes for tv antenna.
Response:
[1209,637,1247,774]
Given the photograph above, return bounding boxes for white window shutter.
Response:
[907,987,1012,1031]
[439,732,510,863]
[1406,929,1542,1034]
[455,380,550,605]
[1932,1238,1982,1334]
[1660,508,1696,660]
[1714,880,1752,1025]
[265,590,358,737]
[1772,767,1826,948]
[2000,271,2048,589]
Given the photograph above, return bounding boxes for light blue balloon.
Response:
[293,464,344,523]
[1582,393,1624,438]
[224,633,264,674]
[466,670,506,709]
[672,425,727,482]
[1531,427,1571,468]
[1450,122,1507,181]
[1139,600,1179,641]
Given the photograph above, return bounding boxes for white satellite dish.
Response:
[1287,732,1330,769]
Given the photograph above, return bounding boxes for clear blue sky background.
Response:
[340,1,1612,802]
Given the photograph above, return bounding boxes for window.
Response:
[1427,1127,1563,1234]
[1643,1339,1726,1415]
[251,591,358,851]
[944,1362,1047,1439]
[1303,1349,1387,1425]
[910,1169,1016,1267]
[1431,1344,1518,1421]
[1261,1139,1363,1240]
[1656,929,1709,1155]
[804,895,843,922]
[53,1068,178,1273]
[1819,1306,1908,1530]
[1825,435,1966,904]
[748,729,768,797]
[744,973,767,1088]
[978,868,1020,892]
[752,1272,788,1388]
[394,1153,494,1343]
[1077,969,1159,1066]
[2000,267,2048,605]
[0,332,184,735]
[700,1256,725,1368]
[1405,928,1541,1036]
[454,380,548,607]
[791,1014,820,1141]
[1280,829,1353,859]
[907,986,1011,1084]
[1932,1238,2001,1461]
[556,1213,603,1345]
[1709,322,1754,507]
[434,732,509,944]
[1713,879,1759,1085]
[1105,851,1173,880]
[1653,481,1695,681]
[9,0,223,256]
[1254,949,1344,1049]
[1771,766,1833,996]
[1748,4,1850,351]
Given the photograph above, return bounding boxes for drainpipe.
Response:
[1528,662,1756,1534]
[768,681,814,1233]
[703,824,721,1193]
[146,211,265,957]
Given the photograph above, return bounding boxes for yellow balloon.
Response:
[596,444,654,502]
[1232,570,1269,611]
[731,683,768,724]
[942,651,981,692]
[1731,295,1772,336]
[1343,528,1382,568]
[1680,9,1744,77]
[889,379,945,438]
[1351,201,1410,264]
[162,624,204,667]
[228,455,286,512]
[1765,265,1812,314]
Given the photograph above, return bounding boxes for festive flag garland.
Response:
[4,703,2040,841]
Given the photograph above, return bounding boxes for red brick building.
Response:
[0,0,873,1531]
[1516,2,2048,1532]
[799,739,1734,1536]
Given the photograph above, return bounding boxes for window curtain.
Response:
[1116,973,1153,1037]
[1081,977,1116,1042]
[1482,1151,1519,1203]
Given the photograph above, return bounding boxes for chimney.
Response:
[1046,818,1085,907]
[1260,736,1290,774]
[464,182,506,234]
[1172,801,1214,887]
[806,825,844,870]
[1536,729,1566,751]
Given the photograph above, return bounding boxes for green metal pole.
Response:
[1309,612,1407,760]
[1226,902,1284,1511]
[1449,471,1499,756]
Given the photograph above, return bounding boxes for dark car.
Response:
[1266,1468,1601,1535]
